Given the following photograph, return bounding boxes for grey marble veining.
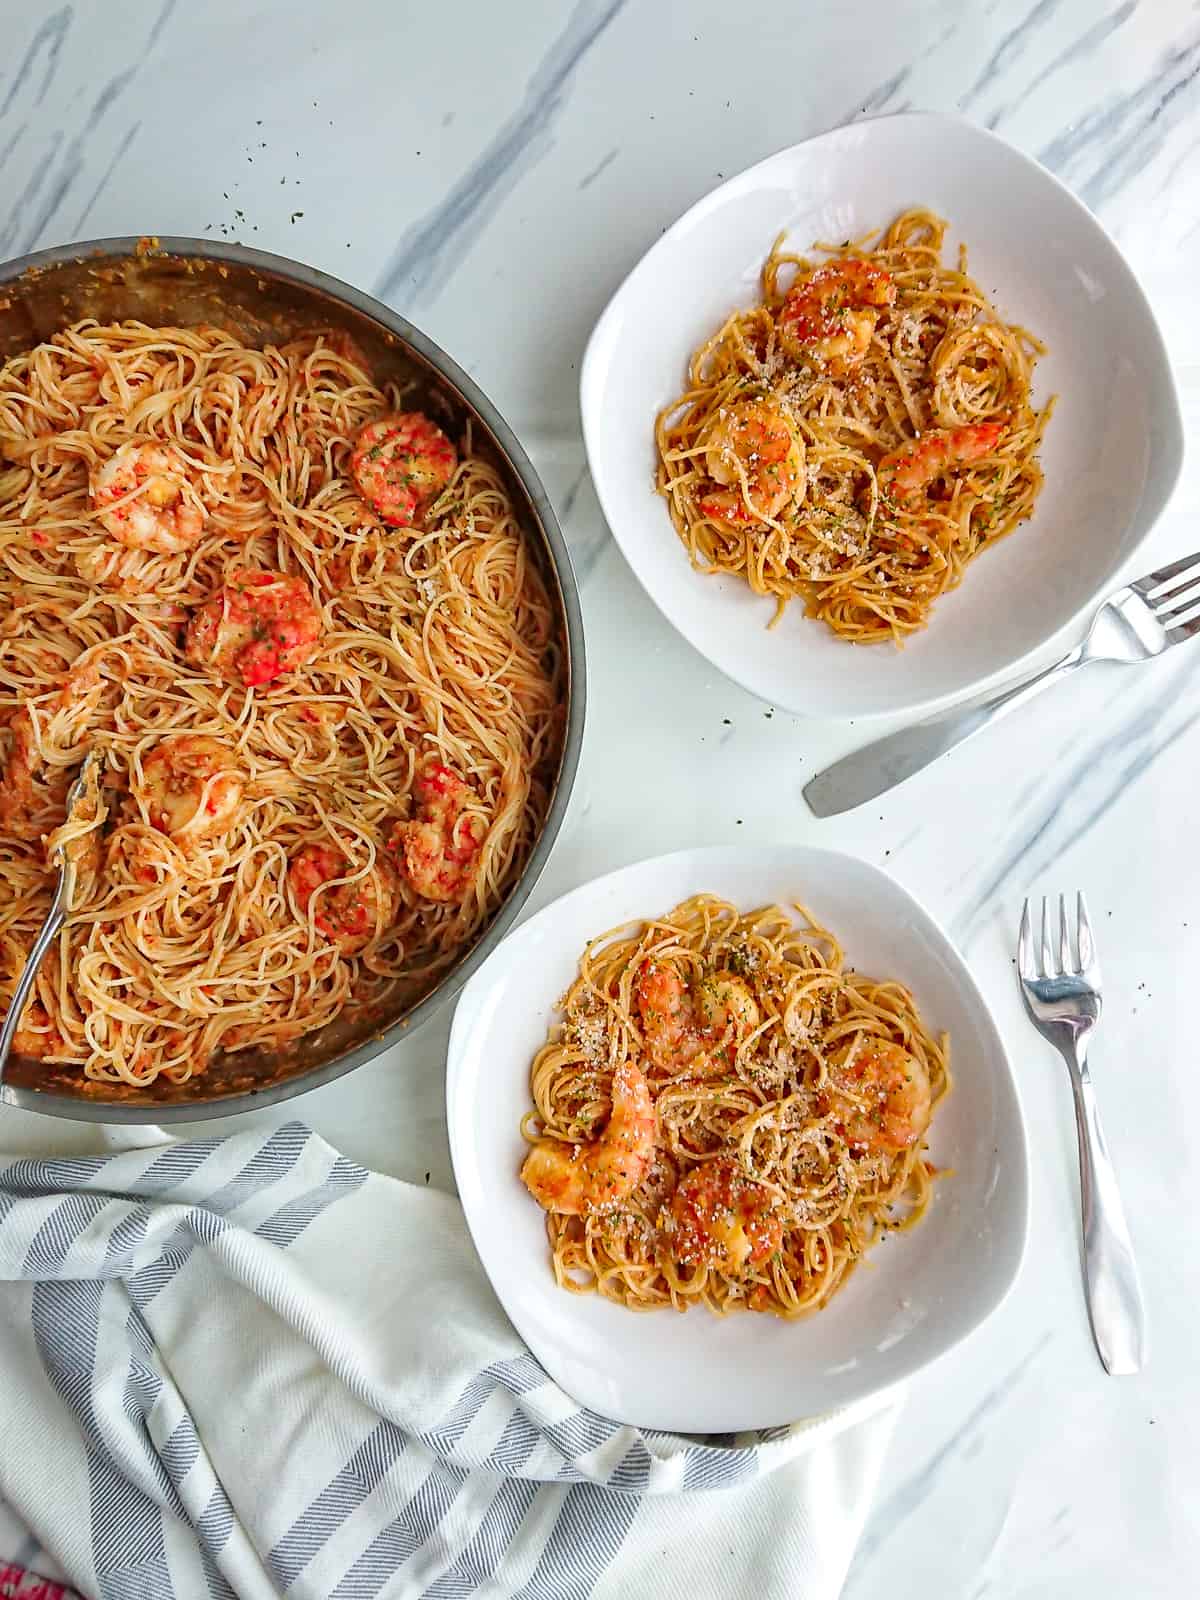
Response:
[375,0,627,307]
[0,1,1197,1595]
[843,1330,1056,1585]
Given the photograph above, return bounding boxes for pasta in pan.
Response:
[0,320,562,1089]
[655,209,1052,643]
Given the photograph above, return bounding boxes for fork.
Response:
[1017,892,1147,1375]
[804,549,1200,817]
[0,751,102,1085]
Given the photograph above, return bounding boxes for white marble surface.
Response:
[0,0,1198,1593]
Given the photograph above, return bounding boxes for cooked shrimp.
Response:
[391,761,486,903]
[830,1038,932,1153]
[667,1158,782,1274]
[697,399,803,526]
[635,959,758,1075]
[695,971,760,1038]
[138,735,243,845]
[877,420,1007,503]
[777,259,896,371]
[90,441,205,553]
[350,411,457,528]
[521,1059,656,1215]
[634,959,691,1067]
[8,999,65,1060]
[287,842,399,955]
[185,570,324,688]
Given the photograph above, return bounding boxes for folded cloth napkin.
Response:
[0,1122,899,1599]
[0,1495,60,1592]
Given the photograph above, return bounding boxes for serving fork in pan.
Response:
[805,548,1200,817]
[0,750,104,1084]
[1018,892,1147,1376]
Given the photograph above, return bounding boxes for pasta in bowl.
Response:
[581,111,1183,719]
[518,895,950,1319]
[655,209,1052,643]
[447,845,1028,1431]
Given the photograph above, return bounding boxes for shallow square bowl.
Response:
[446,845,1029,1432]
[580,112,1184,720]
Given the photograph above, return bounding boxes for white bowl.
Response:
[446,845,1029,1432]
[580,112,1184,721]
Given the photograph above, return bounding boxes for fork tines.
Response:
[1133,549,1200,634]
[1018,891,1098,981]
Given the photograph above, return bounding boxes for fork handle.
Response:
[0,871,71,1083]
[1065,1047,1147,1375]
[803,644,1086,817]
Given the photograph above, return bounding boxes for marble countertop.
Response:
[1,1,1198,1593]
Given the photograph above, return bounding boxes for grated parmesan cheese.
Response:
[568,1012,609,1064]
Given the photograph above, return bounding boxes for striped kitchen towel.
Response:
[0,1123,899,1599]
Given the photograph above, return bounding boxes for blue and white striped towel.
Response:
[0,1122,899,1599]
